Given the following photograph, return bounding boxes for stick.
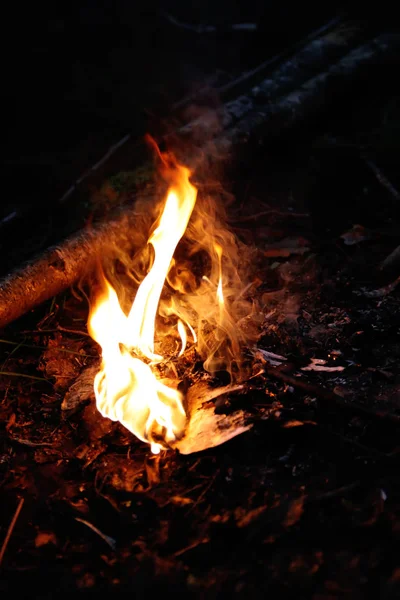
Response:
[217,15,348,97]
[177,21,367,143]
[265,365,400,427]
[216,34,400,153]
[381,245,400,274]
[0,203,147,330]
[0,497,24,568]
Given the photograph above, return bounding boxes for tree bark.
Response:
[217,34,400,152]
[177,21,367,145]
[0,205,142,330]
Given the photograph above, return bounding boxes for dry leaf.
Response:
[35,531,58,547]
[283,496,305,527]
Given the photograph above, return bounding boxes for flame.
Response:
[126,170,197,359]
[88,146,253,453]
[215,243,225,307]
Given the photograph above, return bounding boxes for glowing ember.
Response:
[88,145,250,453]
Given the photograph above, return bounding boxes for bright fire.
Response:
[88,145,249,453]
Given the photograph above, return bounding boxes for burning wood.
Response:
[85,142,256,454]
[62,372,253,455]
[171,381,252,455]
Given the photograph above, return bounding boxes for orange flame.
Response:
[88,146,251,453]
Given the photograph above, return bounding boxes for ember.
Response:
[88,142,253,453]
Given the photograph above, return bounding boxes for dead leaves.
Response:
[236,505,267,528]
[61,364,98,412]
[35,531,58,548]
[39,333,88,391]
[95,455,146,493]
[234,494,306,535]
[283,495,305,527]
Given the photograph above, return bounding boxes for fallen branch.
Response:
[264,365,400,427]
[381,244,400,274]
[42,18,359,216]
[1,34,398,331]
[0,204,147,330]
[178,20,367,143]
[0,497,24,568]
[214,34,400,153]
[355,275,400,298]
[216,15,347,97]
[362,153,400,202]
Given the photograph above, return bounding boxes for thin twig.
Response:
[362,154,400,202]
[381,244,400,273]
[162,11,257,34]
[174,537,210,557]
[355,276,400,299]
[0,497,24,568]
[264,366,400,427]
[0,371,50,382]
[310,481,361,502]
[189,471,220,513]
[20,327,90,337]
[58,134,131,204]
[1,338,25,371]
[8,437,56,448]
[229,209,309,224]
[0,338,94,358]
[75,517,116,550]
[54,327,90,337]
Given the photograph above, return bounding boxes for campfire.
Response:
[87,139,254,455]
[2,14,400,597]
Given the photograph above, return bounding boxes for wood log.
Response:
[1,33,398,330]
[0,204,146,330]
[215,34,400,153]
[177,21,367,144]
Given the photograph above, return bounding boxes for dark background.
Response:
[2,2,349,223]
[1,1,396,276]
